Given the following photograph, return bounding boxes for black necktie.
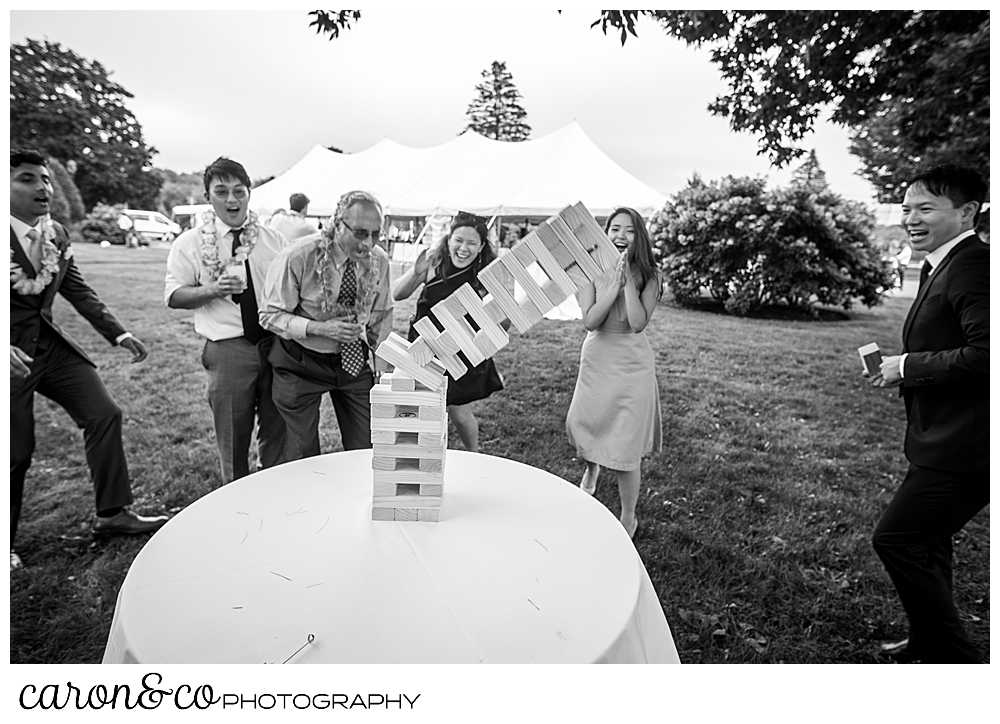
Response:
[919,260,932,289]
[230,228,269,345]
[337,260,366,376]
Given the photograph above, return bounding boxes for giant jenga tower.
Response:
[369,202,619,521]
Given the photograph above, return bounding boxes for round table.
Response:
[103,450,679,664]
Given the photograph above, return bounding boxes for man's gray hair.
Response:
[333,190,382,226]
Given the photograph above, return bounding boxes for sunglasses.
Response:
[339,218,382,242]
[455,211,487,226]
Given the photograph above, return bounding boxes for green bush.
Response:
[78,203,127,245]
[46,157,86,225]
[652,174,896,316]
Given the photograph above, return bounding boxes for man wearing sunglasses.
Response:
[261,190,393,459]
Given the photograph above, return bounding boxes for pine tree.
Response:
[790,150,829,194]
[463,61,531,141]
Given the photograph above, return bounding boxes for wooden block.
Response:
[416,508,441,522]
[419,431,446,447]
[483,296,510,327]
[431,300,487,367]
[562,202,621,272]
[373,456,417,472]
[407,337,435,367]
[524,233,578,298]
[371,416,446,435]
[498,248,555,317]
[536,221,591,291]
[419,458,442,473]
[372,507,395,521]
[548,216,603,281]
[478,263,533,333]
[419,483,443,496]
[450,284,509,350]
[373,468,444,485]
[372,494,443,508]
[375,333,446,390]
[471,330,500,359]
[370,402,442,421]
[394,508,418,522]
[370,387,445,407]
[371,429,400,445]
[386,374,414,391]
[413,317,468,378]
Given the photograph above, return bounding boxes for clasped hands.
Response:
[595,252,633,295]
[212,272,247,297]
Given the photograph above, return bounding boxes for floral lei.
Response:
[315,226,379,315]
[198,209,260,280]
[10,215,65,295]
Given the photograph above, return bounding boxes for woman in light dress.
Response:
[566,207,662,538]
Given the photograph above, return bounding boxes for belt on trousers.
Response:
[281,337,344,364]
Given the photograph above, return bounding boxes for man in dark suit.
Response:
[10,149,168,572]
[868,164,989,663]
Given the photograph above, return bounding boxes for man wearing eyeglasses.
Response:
[260,189,393,458]
[165,157,288,484]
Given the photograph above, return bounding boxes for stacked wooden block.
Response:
[370,367,448,522]
[369,201,619,522]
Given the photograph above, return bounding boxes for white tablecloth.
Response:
[103,450,679,664]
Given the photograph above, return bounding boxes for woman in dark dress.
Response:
[392,213,505,452]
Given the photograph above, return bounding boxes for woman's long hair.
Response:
[605,207,662,301]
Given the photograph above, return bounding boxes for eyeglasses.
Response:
[339,218,382,242]
[455,211,487,226]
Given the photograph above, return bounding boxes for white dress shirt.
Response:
[165,216,287,341]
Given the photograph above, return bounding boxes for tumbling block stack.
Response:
[370,365,448,522]
[369,202,619,522]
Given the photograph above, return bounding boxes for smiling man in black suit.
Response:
[10,149,168,571]
[868,164,989,663]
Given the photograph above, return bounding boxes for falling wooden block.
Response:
[477,263,535,333]
[412,317,468,378]
[561,202,622,271]
[547,216,603,282]
[407,337,435,367]
[448,283,509,354]
[522,233,579,298]
[429,299,487,367]
[498,248,556,318]
[375,333,447,390]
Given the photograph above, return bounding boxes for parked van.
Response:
[120,209,182,243]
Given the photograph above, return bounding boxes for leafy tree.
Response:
[592,11,989,198]
[652,160,894,316]
[156,169,204,215]
[848,16,989,201]
[308,10,361,39]
[463,61,531,141]
[45,156,86,226]
[10,39,163,211]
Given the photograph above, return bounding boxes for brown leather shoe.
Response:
[93,507,168,536]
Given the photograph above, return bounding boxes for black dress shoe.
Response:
[93,507,169,536]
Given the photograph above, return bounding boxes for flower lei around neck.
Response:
[198,209,260,280]
[10,215,61,295]
[314,227,379,315]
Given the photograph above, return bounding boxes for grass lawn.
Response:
[10,242,989,663]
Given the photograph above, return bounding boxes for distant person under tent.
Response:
[269,192,318,242]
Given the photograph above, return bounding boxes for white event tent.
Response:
[250,121,668,221]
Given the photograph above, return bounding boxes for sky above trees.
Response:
[10,8,883,207]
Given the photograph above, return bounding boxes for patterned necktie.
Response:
[919,260,932,289]
[25,228,41,271]
[230,228,269,344]
[337,260,366,377]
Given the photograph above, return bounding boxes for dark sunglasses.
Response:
[339,218,382,242]
[455,211,487,226]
